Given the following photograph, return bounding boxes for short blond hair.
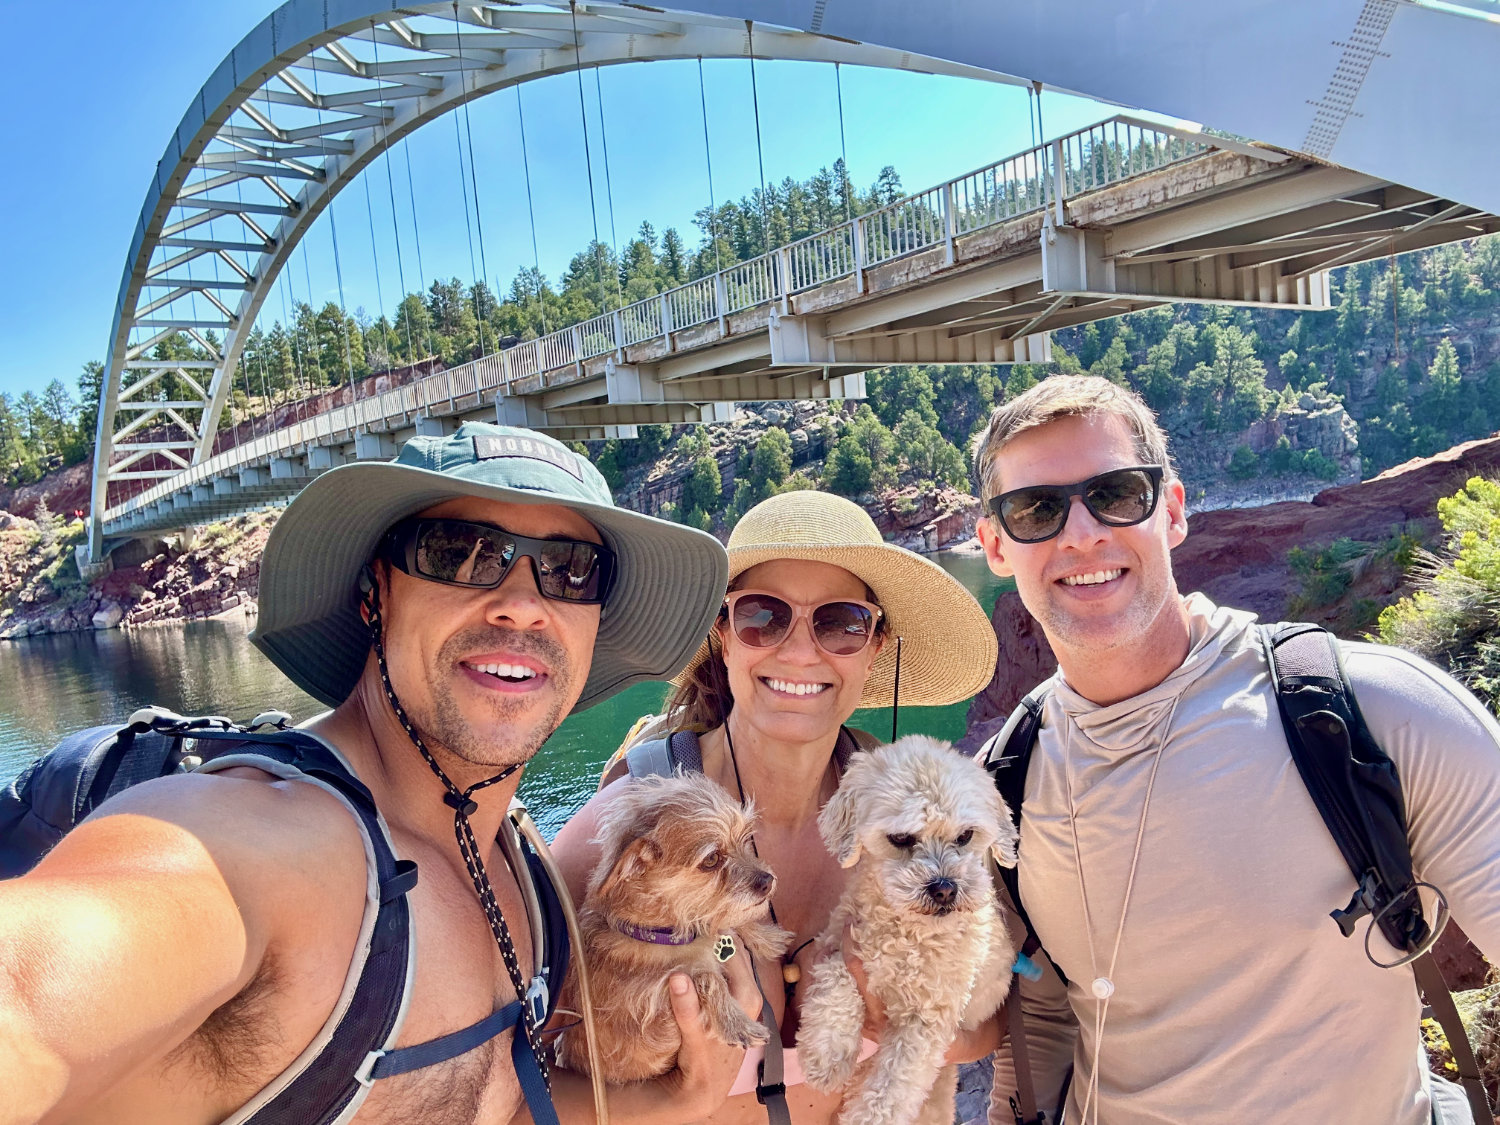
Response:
[972,375,1174,504]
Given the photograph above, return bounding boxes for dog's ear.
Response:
[990,813,1020,870]
[818,781,864,868]
[595,835,661,899]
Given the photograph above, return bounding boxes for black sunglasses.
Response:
[379,517,616,604]
[989,465,1165,544]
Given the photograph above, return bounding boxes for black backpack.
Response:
[0,706,571,1125]
[982,622,1492,1125]
[0,706,420,1123]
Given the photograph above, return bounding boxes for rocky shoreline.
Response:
[5,430,1495,645]
[0,511,272,641]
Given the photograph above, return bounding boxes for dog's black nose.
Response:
[926,878,957,907]
[749,869,775,898]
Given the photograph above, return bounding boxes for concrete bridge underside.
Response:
[102,134,1498,543]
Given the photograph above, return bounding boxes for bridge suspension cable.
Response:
[696,58,723,274]
[515,87,549,336]
[368,23,416,366]
[449,4,489,357]
[593,67,624,307]
[399,132,438,363]
[747,21,770,253]
[569,0,609,314]
[306,57,360,395]
[299,243,328,393]
[277,272,309,408]
[835,62,851,223]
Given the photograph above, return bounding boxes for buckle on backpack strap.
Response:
[354,1049,386,1088]
[756,1081,787,1104]
[1331,870,1378,937]
[524,974,549,1029]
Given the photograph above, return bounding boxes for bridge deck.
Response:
[103,114,1499,539]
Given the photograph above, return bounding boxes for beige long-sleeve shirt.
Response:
[989,594,1500,1124]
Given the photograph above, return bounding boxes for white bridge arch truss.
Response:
[94,0,1500,558]
[93,1,1012,552]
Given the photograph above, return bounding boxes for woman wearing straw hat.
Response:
[552,488,1000,1124]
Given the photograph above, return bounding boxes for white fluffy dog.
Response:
[797,735,1019,1125]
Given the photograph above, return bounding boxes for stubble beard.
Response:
[409,626,577,771]
[1039,569,1169,660]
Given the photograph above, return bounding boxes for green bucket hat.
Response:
[250,421,729,713]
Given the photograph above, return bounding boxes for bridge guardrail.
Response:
[105,114,1258,527]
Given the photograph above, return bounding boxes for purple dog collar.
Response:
[614,921,696,946]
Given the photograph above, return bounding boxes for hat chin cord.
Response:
[361,574,552,1089]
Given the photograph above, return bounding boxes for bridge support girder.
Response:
[553,402,735,427]
[769,311,1051,367]
[602,361,865,407]
[1042,224,1332,309]
[541,425,640,441]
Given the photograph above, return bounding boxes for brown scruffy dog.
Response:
[556,773,791,1082]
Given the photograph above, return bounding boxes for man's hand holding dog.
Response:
[549,959,762,1124]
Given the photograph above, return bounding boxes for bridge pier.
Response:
[496,395,550,429]
[605,362,664,404]
[269,457,299,480]
[355,432,397,461]
[241,466,268,487]
[213,477,237,497]
[307,446,341,472]
[414,415,447,437]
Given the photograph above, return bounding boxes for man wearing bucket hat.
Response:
[552,489,1003,1124]
[0,421,757,1125]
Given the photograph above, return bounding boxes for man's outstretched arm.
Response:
[0,771,359,1124]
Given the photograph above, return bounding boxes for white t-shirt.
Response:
[990,594,1500,1124]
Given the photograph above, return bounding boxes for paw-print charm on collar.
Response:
[713,934,737,962]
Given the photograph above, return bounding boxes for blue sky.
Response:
[0,2,1127,405]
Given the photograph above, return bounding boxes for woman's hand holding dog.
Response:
[842,930,1004,1065]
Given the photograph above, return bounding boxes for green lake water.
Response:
[0,550,1006,838]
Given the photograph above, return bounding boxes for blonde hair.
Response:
[972,375,1174,504]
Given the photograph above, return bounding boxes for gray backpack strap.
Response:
[625,737,674,779]
[624,731,703,779]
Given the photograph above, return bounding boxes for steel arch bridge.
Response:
[93,2,1019,557]
[91,0,1500,559]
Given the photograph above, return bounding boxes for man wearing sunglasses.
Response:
[0,421,756,1125]
[972,376,1500,1124]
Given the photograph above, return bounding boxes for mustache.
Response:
[440,625,570,673]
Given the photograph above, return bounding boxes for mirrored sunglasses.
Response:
[989,465,1165,544]
[380,517,615,604]
[724,590,883,656]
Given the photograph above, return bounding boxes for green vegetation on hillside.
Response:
[1379,476,1500,712]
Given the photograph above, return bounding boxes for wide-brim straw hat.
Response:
[676,489,997,708]
[251,421,728,714]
